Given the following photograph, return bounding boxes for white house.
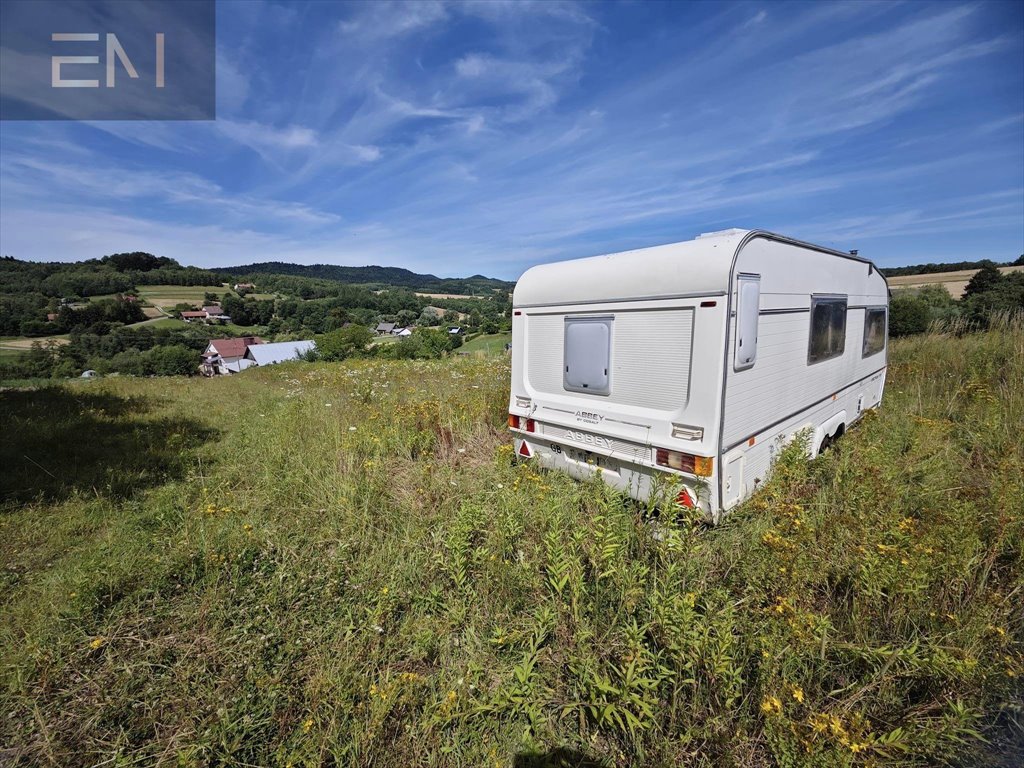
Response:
[200,337,265,376]
[508,228,888,521]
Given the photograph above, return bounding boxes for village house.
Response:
[182,306,232,324]
[200,336,265,376]
[394,327,413,337]
[233,283,256,291]
[375,322,396,336]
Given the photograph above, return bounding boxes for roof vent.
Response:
[697,228,747,239]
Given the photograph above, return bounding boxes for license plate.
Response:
[568,448,606,467]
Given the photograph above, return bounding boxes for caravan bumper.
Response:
[512,435,711,516]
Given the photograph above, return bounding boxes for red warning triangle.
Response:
[518,440,532,457]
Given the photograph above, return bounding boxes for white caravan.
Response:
[508,229,889,520]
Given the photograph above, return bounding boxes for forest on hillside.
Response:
[213,261,514,295]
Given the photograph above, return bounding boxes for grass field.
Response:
[1,320,1021,766]
[136,284,231,309]
[460,332,512,355]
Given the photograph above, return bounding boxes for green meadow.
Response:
[1,319,1021,766]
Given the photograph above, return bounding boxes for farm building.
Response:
[200,337,265,376]
[244,340,316,366]
[375,322,396,335]
[223,359,256,374]
[182,307,231,325]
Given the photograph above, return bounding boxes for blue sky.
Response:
[1,0,1022,279]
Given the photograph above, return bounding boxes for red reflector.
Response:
[525,418,536,433]
[700,300,717,307]
[508,414,520,429]
[676,488,695,508]
[514,311,522,316]
[518,440,532,457]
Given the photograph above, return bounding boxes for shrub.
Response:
[317,325,375,361]
[889,293,930,336]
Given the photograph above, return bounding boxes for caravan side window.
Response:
[564,316,612,395]
[863,307,887,357]
[808,296,847,364]
[734,274,760,370]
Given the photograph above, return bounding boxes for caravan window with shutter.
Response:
[808,296,847,364]
[863,307,887,357]
[564,316,612,395]
[735,274,760,370]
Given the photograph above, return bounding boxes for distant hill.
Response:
[213,261,513,295]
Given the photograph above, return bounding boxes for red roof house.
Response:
[201,337,266,375]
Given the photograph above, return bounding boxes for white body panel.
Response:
[509,230,888,520]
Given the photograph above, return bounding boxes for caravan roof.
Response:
[514,230,748,308]
[513,230,876,308]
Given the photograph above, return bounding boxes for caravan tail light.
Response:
[508,414,536,432]
[656,449,714,477]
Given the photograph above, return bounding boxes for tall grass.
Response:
[1,322,1021,766]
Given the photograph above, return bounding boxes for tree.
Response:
[317,325,374,361]
[963,262,1002,298]
[204,292,220,303]
[961,272,1024,326]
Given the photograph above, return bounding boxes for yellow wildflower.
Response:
[760,695,782,716]
[791,685,804,704]
[89,637,106,650]
[302,718,314,733]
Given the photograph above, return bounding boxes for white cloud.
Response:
[337,0,447,40]
[1,155,339,227]
[218,119,318,151]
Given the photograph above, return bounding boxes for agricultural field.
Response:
[0,320,1021,767]
[0,334,70,351]
[135,284,232,309]
[887,265,1024,297]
